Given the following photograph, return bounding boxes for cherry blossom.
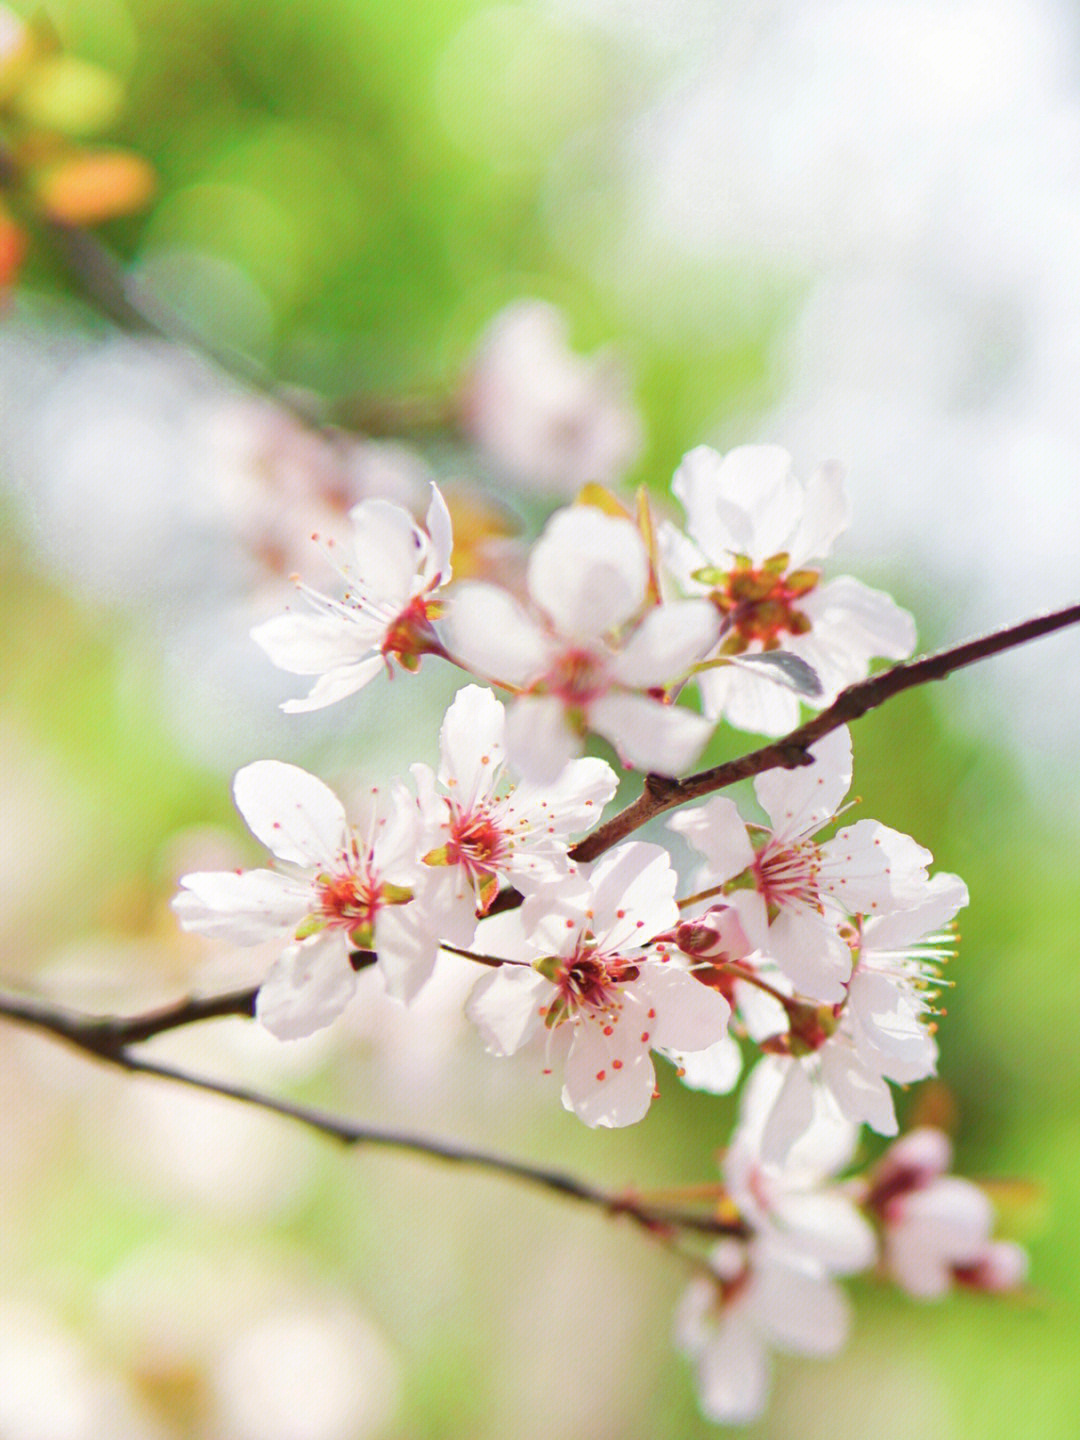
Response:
[661,444,916,734]
[670,726,931,1002]
[675,1237,852,1426]
[444,504,719,782]
[462,299,643,496]
[251,484,452,713]
[172,761,440,1035]
[466,842,731,1127]
[865,1129,1028,1300]
[412,684,618,944]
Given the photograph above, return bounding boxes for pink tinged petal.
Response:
[898,1178,994,1264]
[504,694,581,785]
[443,582,551,686]
[589,691,713,777]
[886,1232,954,1299]
[772,1193,878,1275]
[279,656,386,713]
[670,1033,743,1094]
[693,1311,772,1426]
[862,872,969,950]
[527,507,648,642]
[346,497,425,603]
[610,600,721,687]
[251,611,384,674]
[753,1260,851,1356]
[669,795,755,882]
[803,575,917,663]
[424,482,453,583]
[233,761,347,867]
[697,661,803,736]
[172,868,311,944]
[758,1059,817,1164]
[374,901,441,1004]
[255,934,356,1039]
[787,459,849,568]
[588,841,679,947]
[466,965,548,1055]
[973,1242,1028,1292]
[766,908,852,1002]
[438,684,506,810]
[818,1045,899,1135]
[632,965,731,1053]
[562,1023,655,1127]
[754,724,853,838]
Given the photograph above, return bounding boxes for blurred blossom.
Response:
[0,1302,171,1440]
[463,299,643,496]
[94,1244,399,1439]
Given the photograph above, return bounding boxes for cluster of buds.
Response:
[173,430,1027,1423]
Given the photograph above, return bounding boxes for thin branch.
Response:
[0,987,745,1240]
[570,601,1080,862]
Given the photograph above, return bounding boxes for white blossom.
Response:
[662,444,916,734]
[172,761,440,1034]
[462,299,643,496]
[412,684,618,943]
[466,842,730,1127]
[670,726,931,1002]
[445,505,719,782]
[251,485,452,712]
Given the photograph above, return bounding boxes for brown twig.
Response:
[0,986,745,1241]
[570,601,1080,862]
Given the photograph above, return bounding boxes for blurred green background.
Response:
[2,1,1078,1436]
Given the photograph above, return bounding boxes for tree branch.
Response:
[570,600,1080,862]
[0,986,744,1241]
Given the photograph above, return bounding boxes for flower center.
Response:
[382,592,442,668]
[753,838,823,913]
[713,561,819,653]
[317,867,381,927]
[538,647,611,706]
[447,810,505,877]
[548,946,640,1023]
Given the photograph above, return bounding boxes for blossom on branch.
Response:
[412,684,618,944]
[661,444,916,735]
[251,484,453,712]
[445,505,719,782]
[466,842,731,1126]
[172,761,441,1035]
[670,726,931,1002]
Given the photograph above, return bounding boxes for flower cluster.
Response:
[173,429,1027,1425]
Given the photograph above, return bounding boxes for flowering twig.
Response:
[0,985,745,1240]
[570,600,1080,863]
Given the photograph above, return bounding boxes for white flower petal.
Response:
[504,694,581,785]
[753,1259,850,1356]
[802,575,916,664]
[692,1310,772,1426]
[633,965,731,1053]
[670,1032,743,1094]
[424,482,453,583]
[443,582,551,686]
[256,935,356,1039]
[562,1023,655,1127]
[374,902,441,1004]
[279,656,386,712]
[466,965,547,1055]
[251,611,383,674]
[172,868,311,944]
[863,872,969,950]
[438,685,506,811]
[754,725,853,837]
[589,691,713,776]
[233,761,348,867]
[697,660,804,735]
[505,755,618,839]
[787,460,849,567]
[346,497,425,604]
[772,1193,878,1275]
[527,507,648,641]
[588,841,679,948]
[668,795,755,882]
[610,600,720,687]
